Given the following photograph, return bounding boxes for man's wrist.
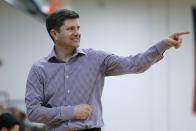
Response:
[155,39,171,54]
[60,106,75,120]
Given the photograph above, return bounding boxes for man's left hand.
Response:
[166,32,190,49]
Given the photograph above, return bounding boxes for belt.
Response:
[77,128,101,131]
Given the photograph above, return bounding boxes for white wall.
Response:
[164,0,195,130]
[0,0,196,131]
[0,1,52,102]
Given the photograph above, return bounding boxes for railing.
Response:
[0,90,10,106]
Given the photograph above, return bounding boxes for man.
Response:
[25,9,189,131]
[0,113,20,131]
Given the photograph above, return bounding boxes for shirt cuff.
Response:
[60,106,75,120]
[155,39,170,55]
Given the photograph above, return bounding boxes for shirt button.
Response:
[67,90,70,94]
[66,75,69,78]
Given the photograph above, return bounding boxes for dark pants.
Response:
[79,128,101,131]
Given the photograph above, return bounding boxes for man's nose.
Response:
[73,30,80,36]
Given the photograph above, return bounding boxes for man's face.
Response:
[10,125,19,131]
[0,125,19,131]
[54,19,81,48]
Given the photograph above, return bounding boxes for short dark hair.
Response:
[46,9,80,41]
[0,113,19,130]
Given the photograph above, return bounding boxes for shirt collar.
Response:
[47,46,86,62]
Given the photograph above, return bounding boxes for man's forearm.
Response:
[26,104,74,125]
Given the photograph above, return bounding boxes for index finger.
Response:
[174,32,190,36]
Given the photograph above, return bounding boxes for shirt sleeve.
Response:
[103,40,169,76]
[25,65,75,125]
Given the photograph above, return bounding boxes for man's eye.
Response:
[67,27,74,31]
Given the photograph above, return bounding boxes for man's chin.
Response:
[61,42,80,48]
[72,43,80,48]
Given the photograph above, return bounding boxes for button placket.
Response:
[65,62,70,103]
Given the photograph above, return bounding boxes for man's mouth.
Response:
[72,38,80,42]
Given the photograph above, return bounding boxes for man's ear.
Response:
[50,29,59,41]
